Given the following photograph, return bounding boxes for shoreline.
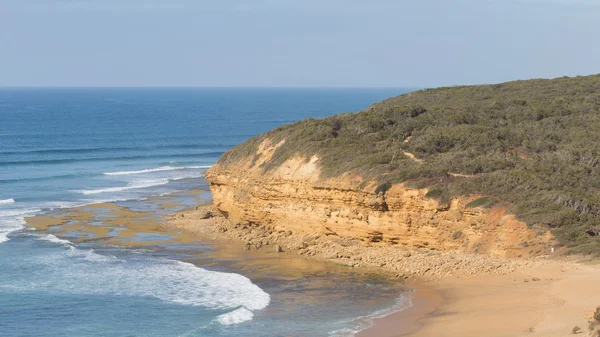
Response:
[24,195,413,336]
[357,280,442,337]
[25,196,600,337]
[168,206,600,337]
[363,257,600,337]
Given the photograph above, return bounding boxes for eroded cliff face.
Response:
[207,140,553,260]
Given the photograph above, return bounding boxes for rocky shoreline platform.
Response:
[25,193,600,337]
[167,205,531,279]
[167,204,600,337]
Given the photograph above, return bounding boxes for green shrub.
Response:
[466,197,498,209]
[218,74,600,254]
[375,182,392,195]
[425,188,443,199]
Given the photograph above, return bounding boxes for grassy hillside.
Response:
[219,74,600,254]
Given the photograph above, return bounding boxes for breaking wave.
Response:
[0,199,15,205]
[104,165,210,176]
[3,244,271,325]
[72,179,170,195]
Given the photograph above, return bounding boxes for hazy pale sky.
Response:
[1,0,599,87]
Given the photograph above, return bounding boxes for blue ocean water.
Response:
[0,88,413,337]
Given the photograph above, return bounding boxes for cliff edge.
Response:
[207,141,552,262]
[207,74,600,262]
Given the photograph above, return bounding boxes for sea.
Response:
[0,88,414,337]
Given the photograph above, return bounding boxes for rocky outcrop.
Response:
[206,139,554,272]
[170,205,526,277]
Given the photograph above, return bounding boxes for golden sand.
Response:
[25,196,600,337]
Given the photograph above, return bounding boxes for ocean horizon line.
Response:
[0,86,420,90]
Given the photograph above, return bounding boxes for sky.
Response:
[0,0,599,87]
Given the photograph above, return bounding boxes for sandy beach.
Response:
[357,281,441,337]
[361,257,600,337]
[171,205,600,336]
[172,205,600,337]
[25,194,600,337]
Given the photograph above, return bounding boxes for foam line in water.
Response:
[0,217,25,243]
[3,248,271,324]
[104,165,212,176]
[38,234,74,246]
[165,172,205,181]
[0,208,40,244]
[0,234,9,244]
[66,246,122,263]
[73,179,170,195]
[0,208,40,217]
[216,307,255,325]
[0,152,223,166]
[0,199,15,205]
[328,292,413,337]
[40,197,138,210]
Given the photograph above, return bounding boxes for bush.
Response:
[218,74,600,254]
[425,188,443,199]
[375,182,393,195]
[466,197,498,209]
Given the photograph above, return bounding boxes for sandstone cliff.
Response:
[206,139,554,264]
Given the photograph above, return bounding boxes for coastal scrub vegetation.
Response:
[219,74,600,254]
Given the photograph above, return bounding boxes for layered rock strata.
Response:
[204,140,554,276]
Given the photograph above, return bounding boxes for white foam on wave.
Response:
[38,234,73,246]
[104,165,211,176]
[328,292,413,337]
[66,246,122,263]
[217,307,255,325]
[0,231,12,244]
[5,247,270,324]
[0,216,26,243]
[0,208,40,218]
[73,179,170,195]
[0,208,40,244]
[164,172,206,182]
[41,197,138,210]
[0,198,15,205]
[73,168,206,197]
[40,200,96,210]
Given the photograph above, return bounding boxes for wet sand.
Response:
[357,280,441,337]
